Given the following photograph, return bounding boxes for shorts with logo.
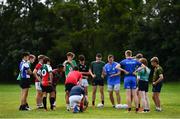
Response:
[124,76,136,89]
[108,84,120,91]
[35,82,42,91]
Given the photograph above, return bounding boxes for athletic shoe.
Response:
[67,106,70,111]
[73,105,79,113]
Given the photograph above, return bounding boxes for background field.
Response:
[0,82,180,118]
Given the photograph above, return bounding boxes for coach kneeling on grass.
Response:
[69,85,88,113]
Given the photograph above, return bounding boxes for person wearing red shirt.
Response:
[33,55,45,109]
[65,66,82,111]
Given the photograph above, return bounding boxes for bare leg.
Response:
[109,91,115,106]
[99,86,104,104]
[92,86,97,106]
[115,90,121,104]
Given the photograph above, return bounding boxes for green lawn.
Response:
[0,82,180,118]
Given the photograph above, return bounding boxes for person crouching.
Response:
[69,85,88,113]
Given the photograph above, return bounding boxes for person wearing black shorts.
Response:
[89,53,105,107]
[40,57,55,111]
[64,66,82,111]
[18,52,33,111]
[151,57,164,112]
[137,58,151,112]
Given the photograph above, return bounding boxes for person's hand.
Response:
[110,74,115,77]
[152,82,157,86]
[101,74,104,79]
[92,74,96,78]
[133,71,136,75]
[124,71,129,75]
[48,81,52,85]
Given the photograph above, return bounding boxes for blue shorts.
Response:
[124,76,136,89]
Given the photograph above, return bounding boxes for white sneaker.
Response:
[66,105,70,111]
[97,103,104,108]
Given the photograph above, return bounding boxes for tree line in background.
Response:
[0,0,179,83]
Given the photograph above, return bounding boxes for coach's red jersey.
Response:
[65,71,82,85]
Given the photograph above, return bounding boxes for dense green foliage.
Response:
[0,0,179,82]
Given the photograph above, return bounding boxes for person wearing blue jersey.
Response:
[103,55,122,108]
[18,52,33,111]
[116,50,144,112]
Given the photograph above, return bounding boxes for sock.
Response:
[102,101,104,105]
[128,108,131,111]
[25,103,29,108]
[136,108,139,112]
[19,105,22,110]
[50,97,55,110]
[138,104,141,108]
[92,101,95,106]
[43,97,47,109]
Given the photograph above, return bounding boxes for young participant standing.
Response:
[18,52,33,111]
[89,53,105,107]
[33,55,45,109]
[151,57,164,112]
[63,52,77,77]
[52,64,64,107]
[103,55,121,108]
[116,50,144,112]
[40,57,55,111]
[78,55,90,102]
[65,66,82,111]
[137,58,151,112]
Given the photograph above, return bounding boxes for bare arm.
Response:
[115,64,129,74]
[153,74,164,85]
[33,69,40,81]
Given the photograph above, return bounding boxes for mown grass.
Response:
[0,82,180,118]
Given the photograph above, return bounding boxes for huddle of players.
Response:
[18,50,164,113]
[18,53,64,111]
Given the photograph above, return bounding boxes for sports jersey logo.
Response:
[42,69,47,76]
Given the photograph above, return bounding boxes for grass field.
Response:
[0,82,180,118]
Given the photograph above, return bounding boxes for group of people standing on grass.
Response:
[17,50,164,113]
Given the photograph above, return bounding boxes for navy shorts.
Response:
[92,79,104,86]
[138,80,149,92]
[124,76,136,89]
[41,85,54,93]
[65,83,76,92]
[152,82,163,93]
[19,78,31,89]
